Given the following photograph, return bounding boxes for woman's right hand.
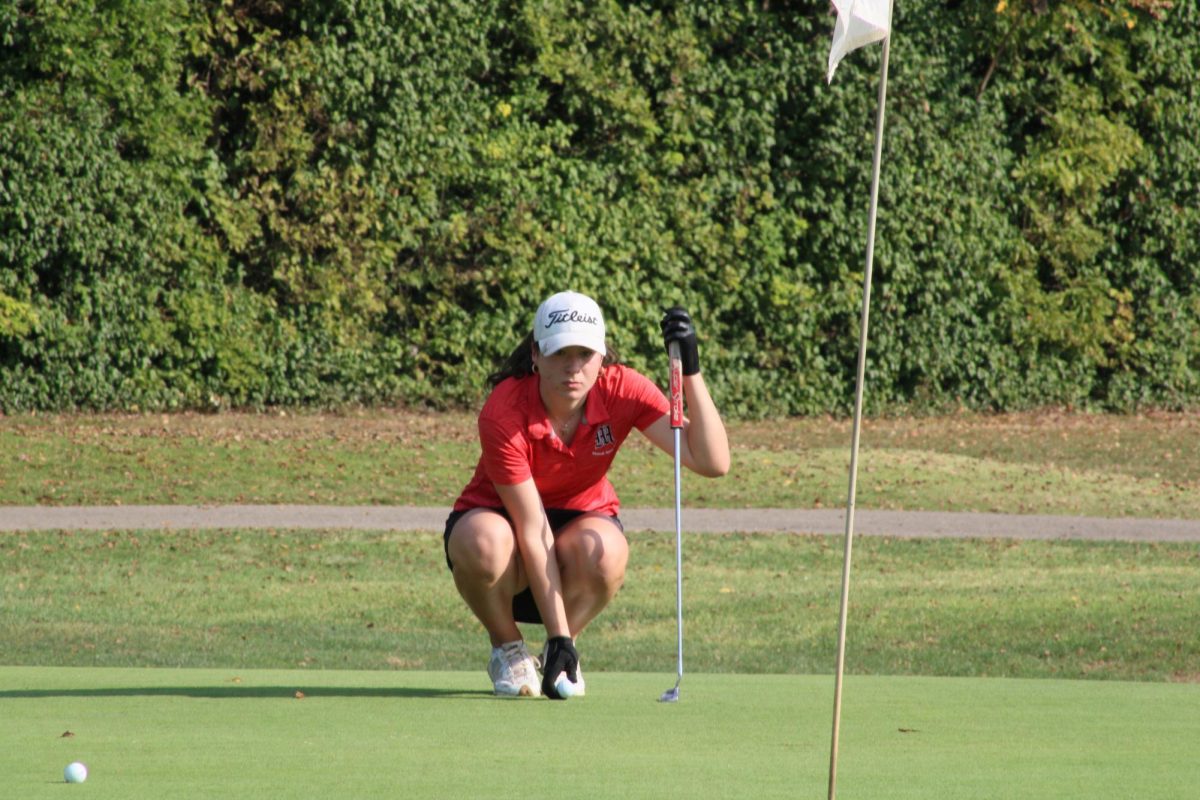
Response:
[661,307,700,376]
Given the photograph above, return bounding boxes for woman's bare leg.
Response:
[446,509,526,647]
[553,514,629,637]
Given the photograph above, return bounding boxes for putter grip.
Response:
[668,341,683,429]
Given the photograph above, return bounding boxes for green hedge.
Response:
[1,0,1196,416]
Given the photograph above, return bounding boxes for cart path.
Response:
[2,505,1198,542]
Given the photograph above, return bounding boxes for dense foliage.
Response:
[1,0,1196,416]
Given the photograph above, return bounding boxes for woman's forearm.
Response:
[683,372,730,477]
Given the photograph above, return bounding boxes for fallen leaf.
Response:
[294,691,306,700]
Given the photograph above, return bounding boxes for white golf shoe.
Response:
[488,640,541,697]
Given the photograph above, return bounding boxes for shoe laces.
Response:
[496,641,537,682]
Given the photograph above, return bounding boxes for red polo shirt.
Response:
[453,364,670,515]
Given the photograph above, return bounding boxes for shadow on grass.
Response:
[0,686,494,700]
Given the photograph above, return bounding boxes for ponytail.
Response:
[487,332,536,387]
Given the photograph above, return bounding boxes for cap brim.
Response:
[538,333,606,357]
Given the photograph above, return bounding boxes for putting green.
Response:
[2,666,1195,799]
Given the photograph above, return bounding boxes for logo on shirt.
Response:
[592,424,615,455]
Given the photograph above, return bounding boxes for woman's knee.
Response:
[447,512,518,582]
[558,519,628,593]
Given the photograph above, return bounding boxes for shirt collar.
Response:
[525,371,611,440]
[584,375,611,426]
[526,376,554,440]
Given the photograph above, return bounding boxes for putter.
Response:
[660,340,684,703]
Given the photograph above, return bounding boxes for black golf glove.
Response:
[660,307,700,376]
[541,636,579,700]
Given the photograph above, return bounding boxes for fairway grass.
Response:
[5,412,1199,797]
[2,666,1196,799]
[3,410,1199,518]
[4,529,1198,681]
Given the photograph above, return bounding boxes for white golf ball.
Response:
[554,673,579,698]
[64,762,88,783]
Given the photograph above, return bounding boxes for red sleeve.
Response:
[479,412,533,486]
[620,366,671,431]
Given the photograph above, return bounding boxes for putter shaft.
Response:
[661,342,684,702]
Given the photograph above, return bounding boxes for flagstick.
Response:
[827,28,892,800]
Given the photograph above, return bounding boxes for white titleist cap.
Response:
[533,291,606,356]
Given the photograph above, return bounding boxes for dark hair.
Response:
[487,331,621,387]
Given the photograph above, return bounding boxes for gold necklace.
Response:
[552,409,583,440]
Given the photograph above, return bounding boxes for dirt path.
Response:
[2,506,1198,542]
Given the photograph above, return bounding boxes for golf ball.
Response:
[64,762,88,784]
[554,673,580,698]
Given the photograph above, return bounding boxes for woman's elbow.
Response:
[696,457,730,479]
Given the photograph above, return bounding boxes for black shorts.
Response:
[443,507,625,625]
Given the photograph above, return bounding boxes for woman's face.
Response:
[533,345,604,406]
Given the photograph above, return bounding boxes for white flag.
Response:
[827,0,892,83]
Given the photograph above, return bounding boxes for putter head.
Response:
[659,685,680,703]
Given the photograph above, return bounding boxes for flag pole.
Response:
[827,25,892,800]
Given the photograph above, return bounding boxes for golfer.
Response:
[444,291,730,698]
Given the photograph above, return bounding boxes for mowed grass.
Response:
[1,409,1199,517]
[3,410,1198,799]
[2,666,1197,800]
[3,528,1197,682]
